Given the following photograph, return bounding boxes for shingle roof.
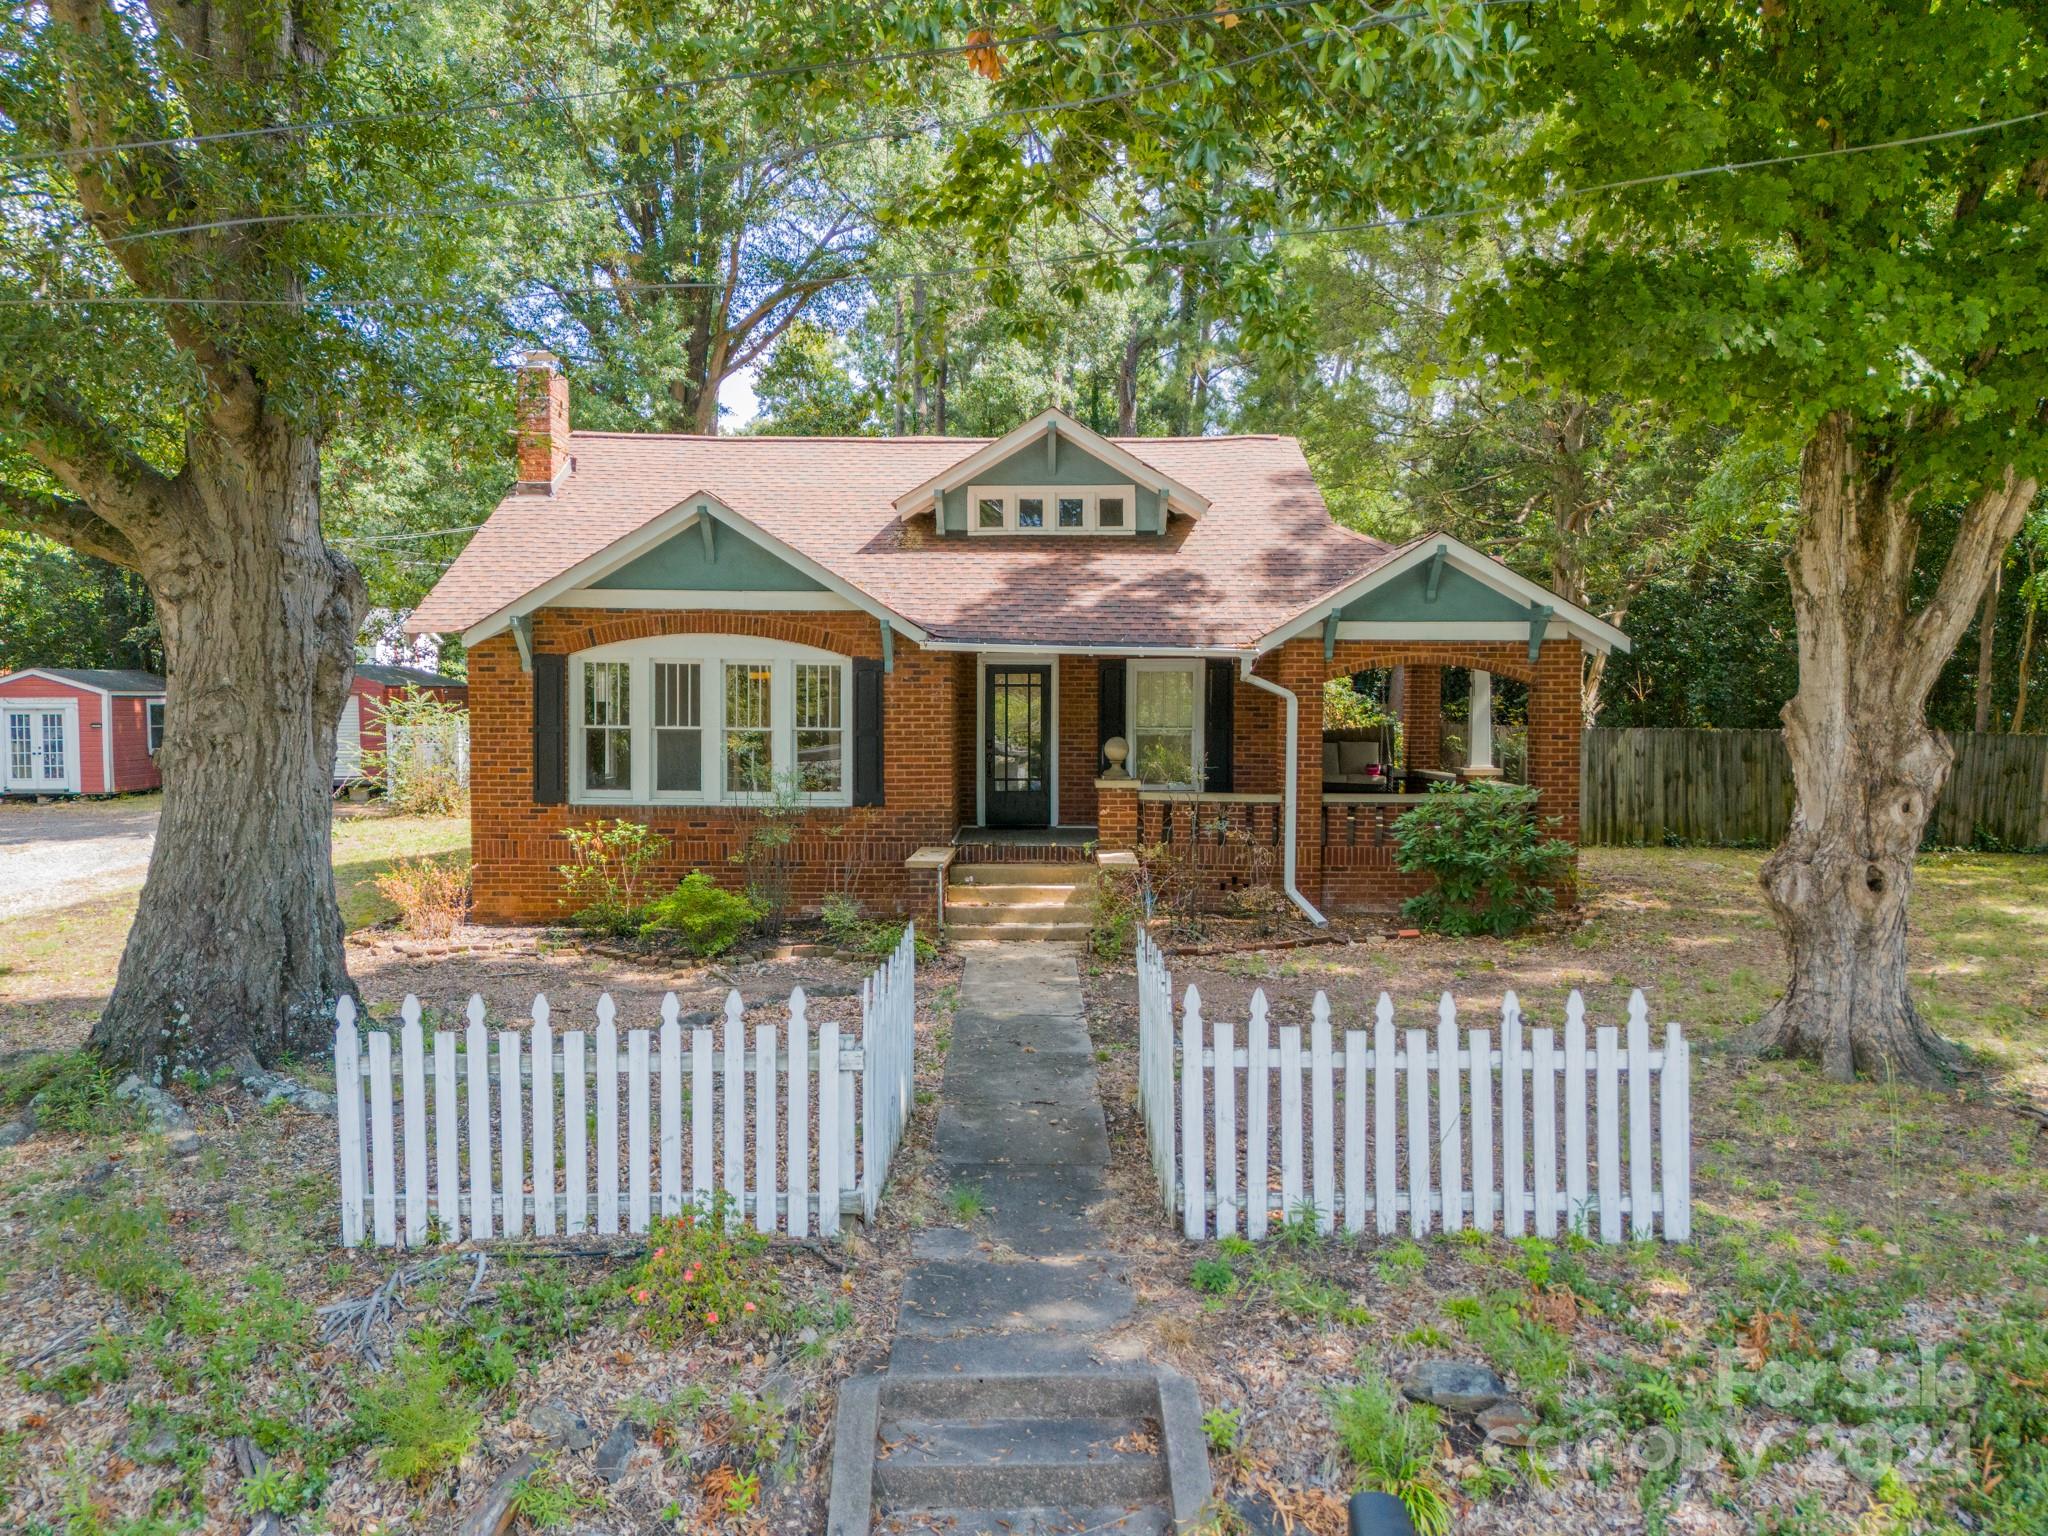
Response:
[405,432,1394,649]
[356,664,465,690]
[6,667,166,694]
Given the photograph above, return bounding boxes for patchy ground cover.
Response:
[1079,848,2048,1536]
[0,868,963,1532]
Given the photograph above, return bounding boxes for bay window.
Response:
[569,636,852,806]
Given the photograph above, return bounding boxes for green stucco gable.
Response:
[589,511,827,592]
[938,433,1167,534]
[1336,556,1535,622]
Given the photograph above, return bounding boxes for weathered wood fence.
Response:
[1580,728,2048,850]
[1135,932,1692,1244]
[334,926,917,1247]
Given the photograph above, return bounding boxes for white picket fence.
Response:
[333,926,918,1247]
[1135,931,1692,1244]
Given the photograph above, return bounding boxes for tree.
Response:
[1461,0,2048,1082]
[0,1,497,1072]
[749,320,882,435]
[0,532,160,674]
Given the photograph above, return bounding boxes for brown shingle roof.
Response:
[405,432,1392,649]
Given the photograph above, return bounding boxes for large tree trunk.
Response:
[90,423,364,1076]
[1746,415,2035,1085]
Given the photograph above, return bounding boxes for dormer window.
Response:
[967,483,1138,536]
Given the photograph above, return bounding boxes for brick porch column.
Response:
[1526,640,1583,899]
[1401,664,1443,770]
[1095,777,1139,850]
[1269,640,1328,903]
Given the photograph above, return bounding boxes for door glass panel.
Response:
[990,671,1045,791]
[39,712,65,780]
[1133,666,1196,785]
[7,713,31,780]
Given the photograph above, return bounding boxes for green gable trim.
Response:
[589,513,828,592]
[1336,560,1533,624]
[939,434,1166,534]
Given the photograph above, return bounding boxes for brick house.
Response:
[405,354,1626,928]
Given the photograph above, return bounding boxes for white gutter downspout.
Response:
[1241,657,1328,927]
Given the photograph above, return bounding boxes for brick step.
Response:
[944,920,1093,944]
[949,862,1097,887]
[945,885,1093,910]
[872,1414,1167,1509]
[871,1506,1171,1535]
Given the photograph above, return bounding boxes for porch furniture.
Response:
[1321,725,1396,794]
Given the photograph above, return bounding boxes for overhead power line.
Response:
[4,106,2042,311]
[8,0,1348,167]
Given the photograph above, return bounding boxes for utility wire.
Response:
[96,0,1488,248]
[5,106,2042,310]
[7,0,1352,166]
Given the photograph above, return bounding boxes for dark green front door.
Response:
[985,664,1051,828]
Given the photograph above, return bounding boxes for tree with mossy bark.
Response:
[0,0,499,1073]
[1460,0,2048,1084]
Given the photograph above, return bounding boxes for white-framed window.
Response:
[568,634,853,807]
[1130,659,1203,788]
[146,700,165,754]
[965,483,1138,535]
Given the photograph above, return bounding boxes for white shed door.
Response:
[335,694,363,780]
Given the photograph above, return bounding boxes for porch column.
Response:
[1402,665,1443,770]
[1095,776,1140,851]
[1466,669,1497,776]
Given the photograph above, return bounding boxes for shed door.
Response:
[334,695,363,781]
[3,708,77,794]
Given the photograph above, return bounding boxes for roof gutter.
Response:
[1239,655,1327,928]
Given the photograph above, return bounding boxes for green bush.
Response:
[351,1330,482,1485]
[557,818,669,935]
[639,872,764,956]
[820,894,937,962]
[1089,868,1141,959]
[0,1049,131,1134]
[1391,782,1573,937]
[1327,1374,1452,1536]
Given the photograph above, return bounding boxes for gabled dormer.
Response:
[891,407,1211,537]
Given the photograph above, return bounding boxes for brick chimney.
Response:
[516,350,570,489]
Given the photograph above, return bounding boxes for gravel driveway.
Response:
[0,798,160,919]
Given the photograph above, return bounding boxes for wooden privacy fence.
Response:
[334,926,918,1248]
[1135,932,1692,1244]
[1581,727,2048,850]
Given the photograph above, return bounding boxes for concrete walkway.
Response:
[828,946,1209,1535]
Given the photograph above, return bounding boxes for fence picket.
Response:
[596,1001,619,1235]
[659,998,681,1219]
[433,1028,459,1241]
[500,1030,524,1239]
[532,1002,555,1237]
[1471,1028,1494,1234]
[1564,995,1590,1236]
[818,1021,842,1238]
[1279,1022,1303,1222]
[755,1023,777,1234]
[369,1029,396,1248]
[466,998,492,1241]
[1532,1025,1557,1237]
[1436,999,1462,1233]
[1182,987,1205,1239]
[1343,1028,1367,1235]
[1405,1028,1430,1238]
[1310,995,1335,1234]
[1501,998,1525,1237]
[789,991,810,1240]
[564,1030,587,1234]
[1662,1023,1692,1240]
[400,1004,427,1247]
[628,1029,651,1234]
[691,1026,713,1210]
[1246,991,1270,1239]
[1595,1024,1621,1243]
[1627,995,1654,1240]
[723,992,745,1212]
[1214,1016,1237,1237]
[336,1000,364,1247]
[1373,997,1396,1236]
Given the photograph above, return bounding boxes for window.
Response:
[568,637,851,806]
[723,662,774,795]
[794,664,843,792]
[965,482,1139,534]
[652,662,702,793]
[582,661,632,792]
[1132,662,1199,786]
[147,700,165,754]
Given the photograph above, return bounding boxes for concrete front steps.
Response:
[830,1369,1209,1535]
[946,863,1096,943]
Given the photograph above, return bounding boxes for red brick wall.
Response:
[468,610,964,924]
[951,652,978,825]
[1058,655,1099,827]
[1399,665,1443,771]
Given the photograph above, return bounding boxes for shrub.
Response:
[1391,782,1573,938]
[630,1195,786,1347]
[557,819,669,935]
[373,856,468,939]
[0,1049,131,1134]
[638,872,763,956]
[352,1330,482,1485]
[1089,868,1141,959]
[821,894,936,962]
[362,686,470,815]
[1327,1374,1451,1536]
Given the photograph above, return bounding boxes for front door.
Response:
[3,709,74,794]
[985,664,1052,828]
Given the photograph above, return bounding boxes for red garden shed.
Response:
[334,664,468,786]
[0,667,167,797]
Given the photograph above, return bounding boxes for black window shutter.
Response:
[533,653,567,805]
[1096,658,1126,773]
[1204,658,1235,793]
[853,657,884,806]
